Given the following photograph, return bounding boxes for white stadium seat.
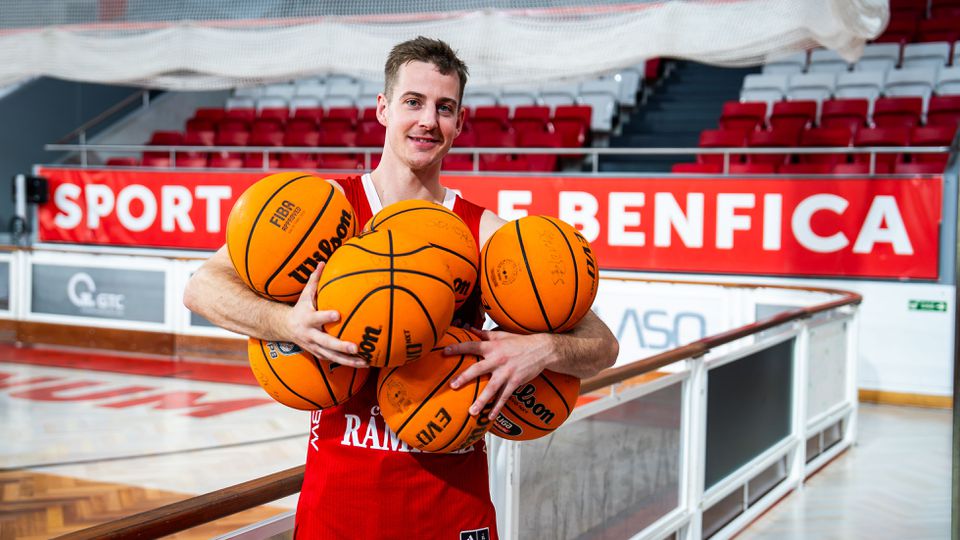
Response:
[538,82,579,109]
[261,83,296,100]
[740,73,788,104]
[935,66,960,95]
[808,49,851,73]
[854,43,901,72]
[761,51,808,74]
[884,67,937,107]
[834,70,886,101]
[225,96,255,110]
[498,84,539,111]
[901,42,951,71]
[256,96,287,111]
[786,72,836,102]
[579,78,621,133]
[289,96,321,111]
[462,86,500,108]
[295,84,327,100]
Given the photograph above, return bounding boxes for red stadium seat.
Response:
[551,120,587,148]
[910,126,953,164]
[833,162,894,174]
[671,163,723,173]
[209,154,244,168]
[472,106,510,132]
[872,97,924,129]
[183,130,215,147]
[820,99,869,133]
[356,121,386,147]
[217,118,250,133]
[875,18,917,44]
[251,117,284,133]
[442,155,475,171]
[769,101,818,136]
[284,130,319,147]
[512,106,551,135]
[746,129,799,166]
[186,117,217,133]
[517,130,562,171]
[278,154,318,169]
[719,101,768,133]
[243,154,279,169]
[475,129,517,148]
[292,107,324,122]
[324,107,359,130]
[141,153,171,168]
[361,108,379,121]
[697,129,746,165]
[927,96,960,128]
[917,18,960,44]
[194,108,226,121]
[105,157,139,167]
[853,127,911,166]
[286,117,319,133]
[777,163,835,174]
[317,130,357,147]
[894,162,946,174]
[553,105,592,131]
[799,128,854,165]
[175,155,208,168]
[480,154,530,172]
[318,154,364,170]
[248,130,284,147]
[149,131,183,145]
[455,130,477,147]
[259,107,289,123]
[215,130,250,146]
[225,108,256,122]
[729,163,777,174]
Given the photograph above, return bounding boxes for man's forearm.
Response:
[183,248,292,341]
[543,310,618,379]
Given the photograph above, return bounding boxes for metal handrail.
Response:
[54,90,154,146]
[53,280,861,540]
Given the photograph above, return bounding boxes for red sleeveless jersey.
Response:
[294,176,498,540]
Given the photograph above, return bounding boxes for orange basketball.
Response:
[480,215,599,333]
[377,327,493,453]
[491,370,580,441]
[247,338,368,410]
[316,230,455,368]
[364,200,478,308]
[226,172,357,303]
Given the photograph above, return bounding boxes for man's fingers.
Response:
[312,309,341,326]
[300,263,325,309]
[468,375,503,416]
[449,357,497,389]
[444,338,484,358]
[488,387,514,420]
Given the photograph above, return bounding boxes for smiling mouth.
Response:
[409,135,439,144]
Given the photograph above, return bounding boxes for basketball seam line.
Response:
[397,287,442,345]
[264,182,337,297]
[243,174,313,294]
[516,219,554,331]
[541,373,575,415]
[385,231,395,368]
[311,353,339,407]
[258,340,325,409]
[339,242,438,258]
[503,402,554,432]
[434,356,481,453]
[317,268,454,296]
[539,216,579,330]
[482,229,538,334]
[395,356,466,438]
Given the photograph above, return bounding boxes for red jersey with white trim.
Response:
[294,176,497,540]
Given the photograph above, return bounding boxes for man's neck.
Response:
[369,157,445,206]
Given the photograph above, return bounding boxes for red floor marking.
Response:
[0,344,258,386]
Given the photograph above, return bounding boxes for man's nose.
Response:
[418,105,439,129]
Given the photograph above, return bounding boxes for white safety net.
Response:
[0,0,888,90]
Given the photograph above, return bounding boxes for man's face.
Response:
[377,61,465,172]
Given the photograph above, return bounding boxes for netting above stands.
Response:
[0,0,888,90]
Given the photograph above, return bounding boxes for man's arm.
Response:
[446,210,619,419]
[183,246,366,367]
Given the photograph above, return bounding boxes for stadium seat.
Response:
[894,162,946,174]
[538,83,579,109]
[799,127,854,165]
[317,130,357,147]
[671,163,723,173]
[853,127,911,166]
[761,51,808,75]
[463,86,500,108]
[183,130,214,147]
[872,97,924,128]
[278,154,318,169]
[777,163,835,174]
[553,104,592,131]
[292,107,324,124]
[472,106,511,132]
[745,129,798,166]
[808,49,852,73]
[209,154,244,168]
[185,117,217,133]
[740,73,788,104]
[294,84,327,100]
[251,117,283,134]
[729,163,777,174]
[215,130,249,147]
[834,71,886,102]
[552,119,587,148]
[820,99,870,133]
[324,107,359,125]
[874,19,916,45]
[917,18,960,44]
[194,108,226,121]
[475,129,517,148]
[854,43,902,72]
[318,154,364,170]
[175,155,208,168]
[719,101,768,133]
[697,129,746,165]
[769,100,818,135]
[284,130,319,147]
[927,95,960,127]
[442,155,475,171]
[910,126,954,163]
[326,80,361,102]
[517,130,562,171]
[480,154,530,172]
[883,68,937,107]
[256,96,288,115]
[786,73,836,102]
[141,153,171,168]
[356,80,383,109]
[148,131,183,145]
[259,107,289,124]
[249,130,284,147]
[833,162,894,174]
[226,96,256,110]
[498,84,539,111]
[512,105,551,135]
[290,96,322,112]
[261,84,296,100]
[233,86,262,98]
[902,42,951,71]
[105,157,139,167]
[356,121,386,147]
[578,79,620,133]
[935,66,960,95]
[286,117,319,133]
[612,67,644,108]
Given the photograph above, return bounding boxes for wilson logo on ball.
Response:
[286,209,355,284]
[357,325,383,363]
[513,383,556,424]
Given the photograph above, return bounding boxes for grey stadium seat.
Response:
[740,73,788,104]
[289,96,321,112]
[884,67,937,107]
[295,83,327,100]
[762,51,808,75]
[902,42,951,71]
[225,96,256,110]
[578,78,621,133]
[256,96,288,111]
[786,72,836,102]
[538,82,579,109]
[936,67,960,95]
[498,84,539,111]
[261,83,296,100]
[854,43,900,72]
[462,86,500,108]
[808,49,851,73]
[834,71,886,101]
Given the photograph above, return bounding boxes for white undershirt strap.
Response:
[362,172,458,212]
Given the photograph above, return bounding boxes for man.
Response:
[184,36,618,539]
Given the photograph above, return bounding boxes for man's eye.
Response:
[439,105,454,114]
[405,99,420,107]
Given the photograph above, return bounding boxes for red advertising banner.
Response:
[36,168,942,279]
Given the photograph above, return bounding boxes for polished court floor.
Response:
[0,344,954,539]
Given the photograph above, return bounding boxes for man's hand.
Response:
[445,328,556,420]
[286,263,368,368]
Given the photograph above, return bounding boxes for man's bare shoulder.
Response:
[479,209,507,248]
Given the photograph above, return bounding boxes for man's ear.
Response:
[376,93,388,127]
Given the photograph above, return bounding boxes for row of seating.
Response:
[107,151,565,173]
[672,161,947,175]
[743,66,959,104]
[879,3,960,44]
[763,42,960,75]
[720,97,960,133]
[697,124,952,166]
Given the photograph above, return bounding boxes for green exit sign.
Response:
[908,300,947,312]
